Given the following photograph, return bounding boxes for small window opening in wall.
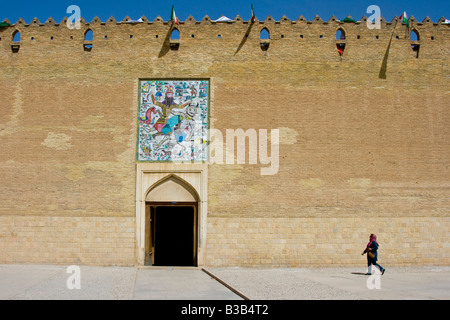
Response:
[281,34,284,38]
[336,28,345,40]
[84,29,93,42]
[300,34,303,38]
[410,29,420,58]
[130,35,133,39]
[260,28,270,51]
[431,36,434,40]
[357,35,360,39]
[11,30,21,52]
[11,44,20,53]
[13,30,21,42]
[170,28,180,50]
[410,29,419,41]
[84,29,93,51]
[319,35,323,39]
[70,35,73,40]
[170,28,180,40]
[217,34,221,39]
[31,37,34,40]
[411,44,420,58]
[156,35,159,38]
[375,35,379,39]
[50,36,54,40]
[396,35,399,40]
[337,43,345,57]
[336,28,346,57]
[260,28,270,40]
[191,34,195,38]
[104,35,108,39]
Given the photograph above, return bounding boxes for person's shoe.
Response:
[381,268,386,275]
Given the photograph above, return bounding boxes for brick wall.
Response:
[0,16,448,266]
[206,217,450,267]
[0,215,135,265]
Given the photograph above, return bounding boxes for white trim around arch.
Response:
[135,163,208,266]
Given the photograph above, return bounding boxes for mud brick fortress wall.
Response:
[0,14,449,267]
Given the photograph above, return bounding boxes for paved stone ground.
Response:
[207,266,450,300]
[0,264,136,300]
[0,264,240,300]
[1,264,449,300]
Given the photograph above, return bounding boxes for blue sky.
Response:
[1,0,448,24]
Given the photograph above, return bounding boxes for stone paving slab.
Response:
[207,266,450,300]
[1,264,449,300]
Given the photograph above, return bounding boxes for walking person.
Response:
[362,234,386,275]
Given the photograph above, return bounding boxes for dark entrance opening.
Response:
[153,206,196,266]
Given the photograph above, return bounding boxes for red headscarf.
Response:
[367,234,377,248]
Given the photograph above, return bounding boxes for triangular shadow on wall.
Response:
[379,19,399,79]
[235,23,254,55]
[378,38,392,79]
[158,26,174,58]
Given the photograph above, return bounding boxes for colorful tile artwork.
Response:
[137,80,209,161]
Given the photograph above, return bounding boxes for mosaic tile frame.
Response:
[137,79,209,162]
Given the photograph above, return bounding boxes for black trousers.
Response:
[368,257,383,271]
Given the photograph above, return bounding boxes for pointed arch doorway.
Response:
[136,164,208,267]
[145,175,199,267]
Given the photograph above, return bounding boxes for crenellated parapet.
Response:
[0,14,448,61]
[1,14,449,26]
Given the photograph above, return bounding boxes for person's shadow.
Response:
[351,272,368,276]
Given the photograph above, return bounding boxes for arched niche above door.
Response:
[145,174,199,202]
